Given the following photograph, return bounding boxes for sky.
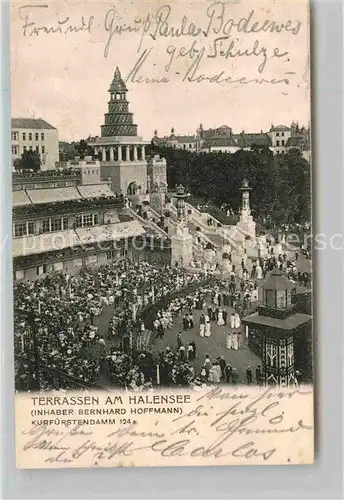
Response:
[11,0,310,142]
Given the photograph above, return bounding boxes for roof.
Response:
[242,312,312,331]
[109,66,127,93]
[26,187,82,204]
[77,184,113,199]
[75,220,145,245]
[11,118,57,130]
[174,135,198,143]
[12,230,80,258]
[261,269,296,291]
[203,136,239,148]
[270,125,291,131]
[12,190,31,207]
[233,133,272,148]
[286,136,310,149]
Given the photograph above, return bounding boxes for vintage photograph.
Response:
[11,0,312,395]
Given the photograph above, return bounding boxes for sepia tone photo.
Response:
[11,0,314,468]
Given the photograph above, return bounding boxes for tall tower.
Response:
[101,67,137,137]
[88,67,150,197]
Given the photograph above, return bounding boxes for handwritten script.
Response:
[16,1,307,88]
[16,387,314,468]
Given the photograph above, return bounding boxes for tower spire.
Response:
[101,67,137,137]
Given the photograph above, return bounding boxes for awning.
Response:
[75,220,145,245]
[26,187,82,204]
[12,190,32,207]
[12,230,81,258]
[77,184,114,199]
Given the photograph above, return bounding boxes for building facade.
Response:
[152,128,200,152]
[12,161,169,281]
[152,122,311,160]
[11,118,59,170]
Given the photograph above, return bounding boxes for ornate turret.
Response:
[239,178,252,216]
[101,66,138,137]
[236,178,256,239]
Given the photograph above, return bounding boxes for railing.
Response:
[15,354,110,392]
[126,207,168,239]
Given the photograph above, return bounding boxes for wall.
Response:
[11,127,59,170]
[119,161,148,195]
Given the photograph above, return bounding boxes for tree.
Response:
[14,149,41,171]
[150,144,311,228]
[75,138,93,159]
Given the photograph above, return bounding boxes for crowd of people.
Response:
[14,244,311,392]
[14,261,203,391]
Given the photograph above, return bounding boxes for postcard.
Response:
[11,0,313,468]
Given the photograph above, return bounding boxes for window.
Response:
[83,213,93,227]
[28,133,32,141]
[42,219,51,233]
[276,132,279,137]
[23,146,27,152]
[42,217,69,233]
[276,140,280,146]
[22,133,26,141]
[35,133,39,141]
[15,270,24,280]
[14,222,27,237]
[42,146,45,154]
[11,145,19,155]
[36,264,47,275]
[11,131,19,141]
[281,140,285,146]
[41,133,45,141]
[107,250,116,260]
[35,146,39,152]
[14,221,35,237]
[281,132,284,136]
[51,217,62,231]
[29,146,32,150]
[75,215,82,228]
[75,213,98,228]
[27,221,34,235]
[74,258,83,267]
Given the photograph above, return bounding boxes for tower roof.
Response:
[109,66,127,93]
[261,269,296,291]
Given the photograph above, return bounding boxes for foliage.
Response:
[171,362,195,386]
[59,138,93,161]
[149,144,311,228]
[14,149,41,171]
[75,139,94,159]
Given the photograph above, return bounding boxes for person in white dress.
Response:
[205,319,212,337]
[199,323,205,337]
[232,331,239,350]
[230,313,236,329]
[256,265,263,280]
[234,312,241,329]
[217,309,225,326]
[226,331,233,349]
